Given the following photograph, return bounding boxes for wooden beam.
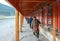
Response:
[15,10,19,41]
[27,3,40,13]
[34,3,40,8]
[20,13,24,32]
[21,3,40,13]
[22,8,34,11]
[19,0,56,2]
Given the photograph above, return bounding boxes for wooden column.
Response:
[53,13,56,41]
[39,8,42,27]
[38,10,40,20]
[15,10,19,41]
[20,14,24,32]
[45,6,48,26]
[58,3,60,32]
[53,4,57,41]
[42,7,45,25]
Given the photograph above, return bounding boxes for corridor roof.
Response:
[7,0,56,16]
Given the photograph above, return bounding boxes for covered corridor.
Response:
[0,0,60,41]
[0,17,48,41]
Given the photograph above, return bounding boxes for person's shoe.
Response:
[37,38,41,41]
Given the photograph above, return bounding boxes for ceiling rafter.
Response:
[8,0,56,16]
[19,0,56,2]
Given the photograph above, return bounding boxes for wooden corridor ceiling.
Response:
[7,0,56,16]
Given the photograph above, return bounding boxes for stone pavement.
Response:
[19,18,49,41]
[0,18,49,41]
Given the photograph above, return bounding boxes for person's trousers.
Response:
[33,30,39,38]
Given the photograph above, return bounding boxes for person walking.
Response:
[31,16,41,39]
[29,17,33,28]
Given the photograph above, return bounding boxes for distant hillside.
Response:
[0,3,15,16]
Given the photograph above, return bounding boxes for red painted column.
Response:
[47,5,53,26]
[41,7,43,24]
[52,3,58,30]
[45,6,48,26]
[42,7,45,25]
[38,10,40,20]
[39,8,42,24]
[52,3,58,41]
[58,3,60,32]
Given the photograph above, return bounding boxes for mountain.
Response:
[0,3,15,16]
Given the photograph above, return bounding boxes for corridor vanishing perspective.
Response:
[19,18,49,41]
[0,0,60,41]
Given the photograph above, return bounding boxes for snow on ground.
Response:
[0,18,48,41]
[0,18,15,41]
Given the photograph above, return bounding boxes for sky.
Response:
[0,0,13,7]
[0,0,21,13]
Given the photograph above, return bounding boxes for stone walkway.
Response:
[19,18,49,41]
[0,18,49,41]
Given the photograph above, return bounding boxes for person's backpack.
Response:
[34,19,40,26]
